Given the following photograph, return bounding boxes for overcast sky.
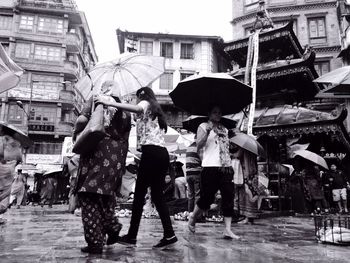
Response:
[74,0,233,62]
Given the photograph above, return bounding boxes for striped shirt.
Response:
[186,142,202,176]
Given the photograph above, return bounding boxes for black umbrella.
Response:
[0,121,32,148]
[182,115,237,133]
[170,72,252,115]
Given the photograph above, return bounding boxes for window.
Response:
[1,43,9,54]
[140,41,153,55]
[273,20,297,34]
[15,43,31,59]
[30,106,56,122]
[180,43,194,59]
[34,45,61,62]
[314,61,330,76]
[160,42,173,58]
[308,17,326,45]
[0,15,12,30]
[28,142,62,154]
[180,72,194,81]
[19,15,34,31]
[159,72,173,90]
[32,74,60,100]
[244,27,253,36]
[8,104,23,123]
[38,17,64,35]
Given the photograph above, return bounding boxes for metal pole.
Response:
[28,80,33,122]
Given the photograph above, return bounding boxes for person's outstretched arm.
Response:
[94,95,143,113]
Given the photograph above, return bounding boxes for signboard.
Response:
[26,154,61,164]
[61,136,74,158]
[28,124,54,132]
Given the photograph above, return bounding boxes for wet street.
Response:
[0,205,349,263]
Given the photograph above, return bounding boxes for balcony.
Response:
[66,32,81,53]
[63,60,79,79]
[156,94,174,105]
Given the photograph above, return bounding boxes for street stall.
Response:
[233,105,350,214]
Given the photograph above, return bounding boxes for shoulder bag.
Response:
[72,103,106,155]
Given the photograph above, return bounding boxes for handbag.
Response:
[72,103,106,155]
[232,158,244,185]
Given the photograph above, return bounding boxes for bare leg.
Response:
[336,201,343,212]
[343,199,348,213]
[223,217,240,239]
[188,204,203,233]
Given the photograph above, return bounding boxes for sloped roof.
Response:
[230,53,320,102]
[233,105,350,151]
[223,21,304,67]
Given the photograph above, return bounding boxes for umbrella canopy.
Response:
[169,72,252,115]
[0,121,32,148]
[293,149,329,170]
[75,53,165,100]
[0,43,24,94]
[182,115,237,133]
[230,132,265,157]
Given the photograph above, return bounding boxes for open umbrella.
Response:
[0,121,32,148]
[230,132,265,157]
[0,43,24,94]
[169,72,252,115]
[75,53,165,100]
[314,66,350,94]
[293,149,329,170]
[182,115,237,133]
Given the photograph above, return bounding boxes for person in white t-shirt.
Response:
[188,106,239,240]
[95,87,177,249]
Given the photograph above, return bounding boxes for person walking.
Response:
[74,81,131,254]
[187,106,239,240]
[95,86,177,249]
[186,140,202,213]
[325,163,349,214]
[9,169,26,209]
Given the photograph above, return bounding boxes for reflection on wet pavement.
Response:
[0,205,349,262]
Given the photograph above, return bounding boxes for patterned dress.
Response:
[76,100,131,196]
[75,97,131,248]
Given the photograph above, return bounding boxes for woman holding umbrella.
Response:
[95,87,177,249]
[74,81,131,254]
[187,106,239,240]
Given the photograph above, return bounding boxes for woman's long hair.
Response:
[136,87,167,132]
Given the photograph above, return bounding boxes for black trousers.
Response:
[197,167,234,217]
[128,145,175,239]
[79,192,121,247]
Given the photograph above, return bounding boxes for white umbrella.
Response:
[293,149,329,170]
[75,53,165,100]
[0,43,24,94]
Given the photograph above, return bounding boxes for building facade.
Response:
[116,29,230,128]
[231,0,350,119]
[0,0,97,168]
[232,0,343,73]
